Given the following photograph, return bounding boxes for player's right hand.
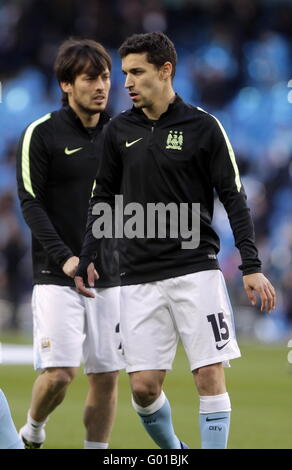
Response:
[62,256,79,278]
[74,258,99,298]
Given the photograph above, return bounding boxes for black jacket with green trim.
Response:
[17,106,119,287]
[79,95,262,285]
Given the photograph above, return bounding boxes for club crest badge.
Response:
[166,130,183,150]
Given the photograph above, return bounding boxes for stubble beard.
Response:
[82,101,106,116]
[136,97,153,110]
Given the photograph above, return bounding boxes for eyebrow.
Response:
[82,70,110,78]
[122,67,144,74]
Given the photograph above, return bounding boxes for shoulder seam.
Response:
[195,106,210,115]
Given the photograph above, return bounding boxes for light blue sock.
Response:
[132,392,181,449]
[0,389,24,449]
[200,411,230,449]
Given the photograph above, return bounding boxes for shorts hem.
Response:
[84,364,125,374]
[34,362,80,371]
[125,364,172,373]
[190,352,241,371]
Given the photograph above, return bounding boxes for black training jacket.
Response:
[17,106,119,287]
[80,95,261,285]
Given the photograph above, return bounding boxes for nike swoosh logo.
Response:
[216,340,230,350]
[125,138,143,148]
[64,146,83,155]
[206,417,227,422]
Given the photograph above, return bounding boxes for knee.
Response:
[43,368,75,394]
[88,371,119,397]
[131,379,161,407]
[194,363,226,396]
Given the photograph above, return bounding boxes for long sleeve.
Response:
[79,122,123,262]
[16,116,73,267]
[207,116,262,275]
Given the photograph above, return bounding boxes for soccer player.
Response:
[16,39,124,449]
[0,389,24,449]
[75,32,276,449]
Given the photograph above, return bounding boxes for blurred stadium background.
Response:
[0,0,292,449]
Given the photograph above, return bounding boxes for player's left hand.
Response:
[74,259,99,298]
[243,273,276,313]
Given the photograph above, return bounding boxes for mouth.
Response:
[93,95,105,103]
[129,92,139,101]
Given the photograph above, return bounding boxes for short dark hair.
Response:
[118,32,177,79]
[54,38,112,106]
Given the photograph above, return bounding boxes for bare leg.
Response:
[193,362,226,396]
[30,367,77,422]
[19,367,77,447]
[84,371,119,443]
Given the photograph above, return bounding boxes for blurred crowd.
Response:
[0,0,291,339]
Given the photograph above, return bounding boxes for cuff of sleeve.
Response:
[75,255,93,279]
[241,267,262,276]
[59,253,74,269]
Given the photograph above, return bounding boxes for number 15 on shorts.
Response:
[207,312,230,350]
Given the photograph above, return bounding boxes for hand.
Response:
[74,262,99,298]
[62,256,79,278]
[243,273,276,313]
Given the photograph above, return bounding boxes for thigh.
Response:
[32,285,85,370]
[120,282,179,373]
[167,270,241,371]
[83,286,124,374]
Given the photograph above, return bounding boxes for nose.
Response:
[95,76,105,90]
[124,74,134,89]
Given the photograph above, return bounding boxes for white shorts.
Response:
[120,270,241,373]
[32,284,124,373]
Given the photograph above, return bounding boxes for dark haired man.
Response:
[75,32,276,449]
[17,39,123,449]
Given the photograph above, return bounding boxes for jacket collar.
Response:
[131,93,183,122]
[63,105,110,131]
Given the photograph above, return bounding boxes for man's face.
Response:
[62,68,111,115]
[122,53,164,110]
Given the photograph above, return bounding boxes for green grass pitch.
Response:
[1,341,291,449]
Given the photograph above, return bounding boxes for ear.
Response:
[60,81,72,94]
[160,62,173,81]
